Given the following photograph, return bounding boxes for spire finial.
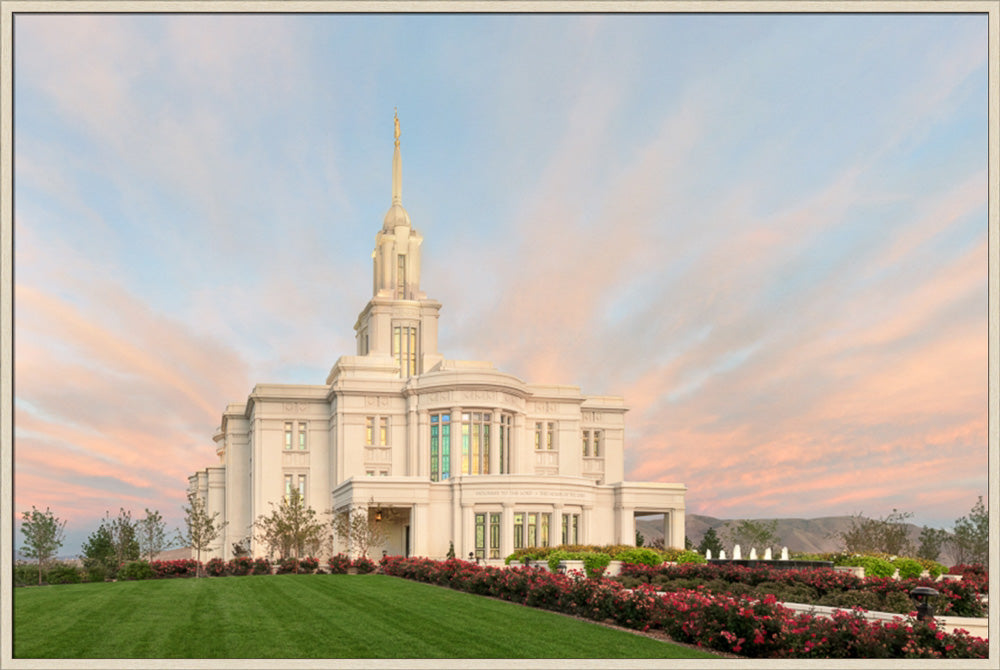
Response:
[391,109,402,206]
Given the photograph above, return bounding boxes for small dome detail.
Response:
[383,203,411,230]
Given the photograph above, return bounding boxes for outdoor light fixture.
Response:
[375,509,382,522]
[909,586,939,622]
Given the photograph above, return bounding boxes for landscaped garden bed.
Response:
[379,556,988,659]
[614,562,988,618]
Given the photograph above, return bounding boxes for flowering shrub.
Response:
[582,553,611,579]
[353,556,376,574]
[379,557,987,659]
[228,556,253,576]
[299,556,320,574]
[251,557,272,575]
[276,558,300,574]
[205,558,228,577]
[615,563,986,618]
[149,559,200,578]
[328,553,351,574]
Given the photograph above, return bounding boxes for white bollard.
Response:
[749,547,758,560]
[733,544,742,560]
[780,546,789,561]
[764,547,772,560]
[705,549,712,560]
[719,550,726,560]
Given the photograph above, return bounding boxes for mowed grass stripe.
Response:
[14,574,719,659]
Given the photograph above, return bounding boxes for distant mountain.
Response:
[637,514,956,564]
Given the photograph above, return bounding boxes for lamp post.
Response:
[909,586,939,622]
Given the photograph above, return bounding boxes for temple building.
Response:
[188,115,687,561]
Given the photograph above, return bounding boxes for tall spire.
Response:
[383,109,411,231]
[392,108,402,206]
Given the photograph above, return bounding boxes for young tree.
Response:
[137,508,174,561]
[108,508,141,567]
[254,489,326,560]
[179,491,227,576]
[20,506,66,586]
[951,496,988,566]
[635,530,645,547]
[697,527,724,556]
[839,509,914,556]
[330,498,393,559]
[917,526,949,562]
[722,519,780,553]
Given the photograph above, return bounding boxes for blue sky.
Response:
[11,11,991,553]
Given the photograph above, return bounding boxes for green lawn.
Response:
[13,574,719,659]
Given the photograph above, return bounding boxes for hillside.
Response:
[637,514,957,564]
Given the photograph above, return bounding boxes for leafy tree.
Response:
[917,526,949,562]
[697,527,724,556]
[137,508,174,561]
[20,506,66,586]
[179,491,227,576]
[951,496,988,566]
[254,489,326,560]
[81,521,116,579]
[684,535,693,550]
[108,508,141,567]
[839,509,913,556]
[330,498,394,559]
[722,519,780,553]
[635,530,645,547]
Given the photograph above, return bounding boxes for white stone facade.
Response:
[189,116,686,561]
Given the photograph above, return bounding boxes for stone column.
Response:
[552,503,564,546]
[416,409,429,478]
[581,505,592,545]
[489,412,500,475]
[461,502,475,559]
[502,502,514,559]
[512,413,525,474]
[411,503,428,557]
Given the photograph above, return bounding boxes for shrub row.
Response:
[379,557,987,659]
[792,552,947,579]
[13,561,83,586]
[504,544,705,566]
[615,563,987,618]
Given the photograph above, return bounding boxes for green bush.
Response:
[85,564,108,583]
[913,557,946,579]
[616,547,664,567]
[582,553,611,579]
[839,555,894,578]
[891,557,924,580]
[13,562,41,586]
[45,562,82,584]
[675,550,707,564]
[119,560,155,581]
[546,550,573,572]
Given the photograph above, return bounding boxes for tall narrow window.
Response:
[527,513,537,547]
[563,513,579,545]
[284,422,293,450]
[397,254,406,298]
[461,412,491,475]
[561,514,569,545]
[297,475,306,502]
[499,414,512,474]
[365,417,375,446]
[489,513,501,559]
[379,417,389,446]
[430,413,451,481]
[298,422,307,450]
[392,325,419,377]
[514,513,524,549]
[534,422,543,450]
[582,430,590,457]
[475,513,486,560]
[546,422,555,450]
[540,513,551,547]
[593,430,602,457]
